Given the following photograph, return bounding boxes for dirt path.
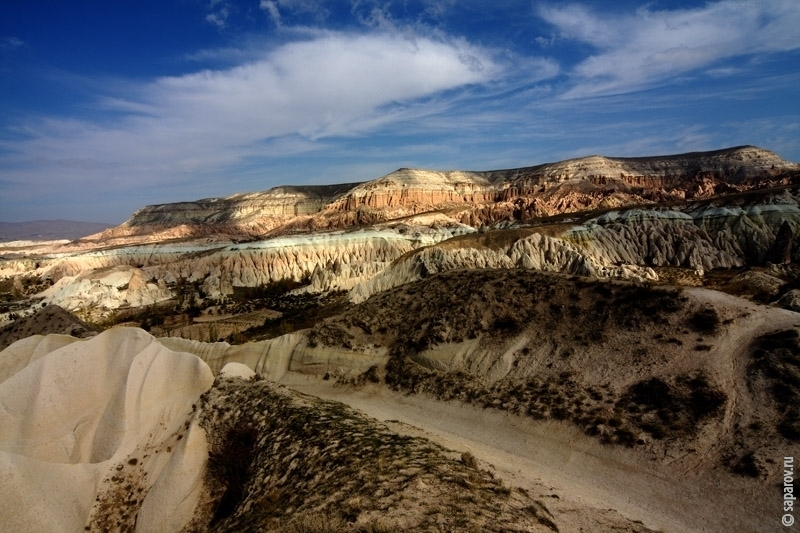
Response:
[285,376,753,532]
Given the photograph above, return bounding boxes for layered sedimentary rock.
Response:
[489,145,794,188]
[4,225,469,312]
[347,231,659,303]
[72,145,800,244]
[81,183,361,244]
[1,187,797,315]
[324,168,496,213]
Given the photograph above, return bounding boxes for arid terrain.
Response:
[1,146,800,532]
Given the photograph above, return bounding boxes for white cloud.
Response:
[0,30,521,198]
[146,31,500,139]
[540,0,800,97]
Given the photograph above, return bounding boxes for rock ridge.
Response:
[77,146,798,244]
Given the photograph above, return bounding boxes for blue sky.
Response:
[1,0,799,223]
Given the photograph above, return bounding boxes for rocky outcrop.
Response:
[348,230,659,303]
[81,183,361,243]
[346,192,800,303]
[566,209,743,271]
[39,265,172,312]
[159,332,385,381]
[768,221,794,264]
[489,145,795,188]
[726,271,787,299]
[777,290,800,312]
[323,168,496,214]
[11,226,469,311]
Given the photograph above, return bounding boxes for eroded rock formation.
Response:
[2,146,799,317]
[0,329,214,532]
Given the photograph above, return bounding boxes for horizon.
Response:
[2,0,799,224]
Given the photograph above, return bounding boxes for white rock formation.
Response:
[0,334,79,385]
[0,328,214,532]
[7,226,469,312]
[39,265,172,312]
[218,362,257,380]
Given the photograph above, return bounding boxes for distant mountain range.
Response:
[0,220,112,242]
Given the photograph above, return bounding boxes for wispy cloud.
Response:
[260,0,282,26]
[0,36,25,51]
[205,0,231,29]
[540,0,800,97]
[259,0,331,26]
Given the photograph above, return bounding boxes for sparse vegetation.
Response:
[618,373,726,440]
[237,290,349,342]
[312,269,688,354]
[0,304,98,350]
[207,422,260,525]
[197,377,550,532]
[686,307,721,334]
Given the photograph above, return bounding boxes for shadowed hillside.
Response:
[0,304,97,350]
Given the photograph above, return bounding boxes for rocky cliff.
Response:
[82,183,362,244]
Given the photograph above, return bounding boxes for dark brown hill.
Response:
[0,305,97,350]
